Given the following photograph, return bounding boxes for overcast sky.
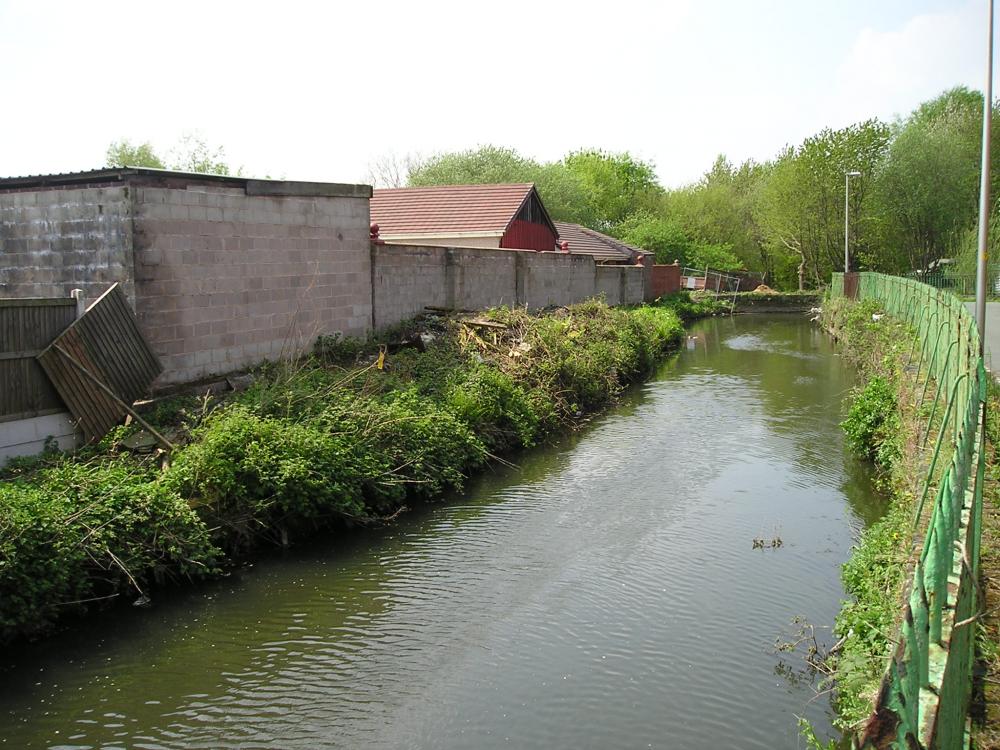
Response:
[0,0,993,188]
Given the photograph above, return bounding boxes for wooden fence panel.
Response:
[0,298,77,422]
[37,284,162,443]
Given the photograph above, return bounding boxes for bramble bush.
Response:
[0,457,218,640]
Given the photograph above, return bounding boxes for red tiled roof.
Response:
[554,222,648,264]
[371,184,535,236]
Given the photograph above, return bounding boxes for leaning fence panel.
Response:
[831,272,986,750]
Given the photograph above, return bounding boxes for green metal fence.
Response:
[909,266,1000,299]
[832,272,987,749]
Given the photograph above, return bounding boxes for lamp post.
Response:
[975,0,993,346]
[844,171,861,273]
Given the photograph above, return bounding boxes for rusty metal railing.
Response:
[832,272,987,749]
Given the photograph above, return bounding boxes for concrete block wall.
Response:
[373,245,521,329]
[0,412,79,467]
[373,244,650,330]
[595,266,623,305]
[371,245,450,329]
[623,266,646,304]
[518,252,597,309]
[448,247,519,311]
[0,185,134,305]
[133,185,372,385]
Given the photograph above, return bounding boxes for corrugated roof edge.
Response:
[0,167,372,199]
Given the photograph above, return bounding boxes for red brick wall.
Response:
[650,264,681,297]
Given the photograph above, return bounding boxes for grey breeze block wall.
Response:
[0,172,373,387]
[133,185,371,384]
[595,266,624,305]
[0,185,135,305]
[371,245,519,329]
[372,244,650,329]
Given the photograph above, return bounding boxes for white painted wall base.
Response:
[0,412,80,466]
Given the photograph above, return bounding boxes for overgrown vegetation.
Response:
[0,300,686,643]
[821,296,923,729]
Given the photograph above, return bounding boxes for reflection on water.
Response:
[0,315,882,750]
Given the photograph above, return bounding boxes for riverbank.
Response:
[0,297,691,643]
[820,295,925,730]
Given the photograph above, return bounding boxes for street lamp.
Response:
[844,171,861,273]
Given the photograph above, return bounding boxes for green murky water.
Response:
[0,315,883,749]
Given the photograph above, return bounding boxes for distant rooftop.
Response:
[371,183,543,237]
[554,222,648,264]
[0,167,372,199]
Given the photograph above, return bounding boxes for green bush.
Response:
[164,405,373,545]
[842,376,902,472]
[446,365,540,451]
[314,389,487,510]
[833,501,910,727]
[0,458,218,641]
[654,291,727,321]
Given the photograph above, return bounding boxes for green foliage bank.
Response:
[821,296,918,729]
[0,300,685,643]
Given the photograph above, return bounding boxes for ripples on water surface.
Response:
[0,315,883,749]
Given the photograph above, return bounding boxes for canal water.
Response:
[0,315,884,749]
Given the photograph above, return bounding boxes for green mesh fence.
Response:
[832,272,987,749]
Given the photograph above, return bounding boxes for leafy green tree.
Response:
[687,242,743,272]
[105,135,239,176]
[663,156,770,277]
[562,149,662,229]
[613,211,692,264]
[871,87,995,273]
[752,120,890,287]
[409,145,534,186]
[408,145,593,224]
[105,139,165,169]
[169,134,238,176]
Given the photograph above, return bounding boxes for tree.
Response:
[105,139,165,169]
[871,87,993,274]
[407,145,593,224]
[367,151,424,188]
[409,145,535,186]
[613,211,692,264]
[687,242,742,272]
[663,156,770,278]
[750,119,890,288]
[169,134,237,176]
[562,149,662,229]
[104,134,239,176]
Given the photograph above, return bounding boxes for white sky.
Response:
[0,0,993,188]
